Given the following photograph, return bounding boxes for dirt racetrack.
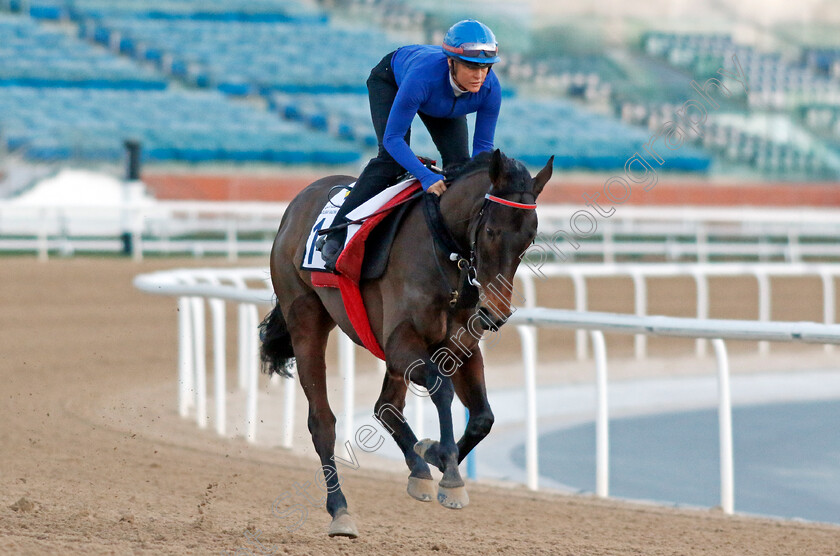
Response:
[3,257,840,555]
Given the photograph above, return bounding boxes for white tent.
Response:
[1,169,156,235]
[10,168,154,207]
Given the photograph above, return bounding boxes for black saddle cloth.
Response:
[360,196,419,281]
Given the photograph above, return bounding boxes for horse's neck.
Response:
[439,173,485,246]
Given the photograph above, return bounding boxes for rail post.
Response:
[631,271,647,360]
[517,325,539,490]
[753,270,771,356]
[245,303,259,443]
[591,330,610,498]
[209,297,227,436]
[692,270,709,357]
[177,296,194,417]
[821,269,836,354]
[712,339,734,515]
[189,296,208,428]
[571,270,588,360]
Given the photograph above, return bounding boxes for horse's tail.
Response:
[259,303,295,378]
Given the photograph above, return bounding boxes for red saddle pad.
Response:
[310,182,422,360]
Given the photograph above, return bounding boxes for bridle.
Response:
[469,189,538,255]
[424,186,537,310]
[466,188,538,283]
[483,193,537,210]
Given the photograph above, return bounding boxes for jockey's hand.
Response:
[427,180,447,197]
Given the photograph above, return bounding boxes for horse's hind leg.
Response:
[284,292,358,538]
[373,368,436,502]
[385,323,468,509]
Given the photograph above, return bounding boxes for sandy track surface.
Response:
[2,257,840,555]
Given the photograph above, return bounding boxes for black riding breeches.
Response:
[330,51,470,238]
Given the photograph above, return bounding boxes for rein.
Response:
[424,187,537,310]
[423,194,478,309]
[317,157,441,236]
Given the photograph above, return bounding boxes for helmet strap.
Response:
[448,59,469,93]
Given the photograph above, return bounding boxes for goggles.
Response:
[459,59,493,70]
[443,42,499,59]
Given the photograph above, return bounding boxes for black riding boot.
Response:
[317,234,343,272]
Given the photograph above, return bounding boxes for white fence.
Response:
[134,263,840,517]
[537,205,840,263]
[515,261,840,359]
[0,200,287,261]
[6,200,840,263]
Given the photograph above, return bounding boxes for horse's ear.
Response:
[532,155,554,197]
[489,149,506,188]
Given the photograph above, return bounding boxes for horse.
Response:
[260,149,553,537]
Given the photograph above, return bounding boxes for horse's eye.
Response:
[485,227,497,238]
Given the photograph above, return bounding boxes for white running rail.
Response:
[514,262,840,359]
[133,264,840,517]
[0,200,287,261]
[6,200,840,262]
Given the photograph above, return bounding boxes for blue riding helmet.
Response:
[442,19,500,65]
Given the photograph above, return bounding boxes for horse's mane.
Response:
[443,151,493,183]
[443,150,532,192]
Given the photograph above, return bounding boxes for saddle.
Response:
[305,179,423,359]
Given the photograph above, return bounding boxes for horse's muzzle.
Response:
[477,306,507,332]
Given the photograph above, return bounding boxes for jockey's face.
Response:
[450,59,491,93]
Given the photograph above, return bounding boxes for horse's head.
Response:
[473,149,553,330]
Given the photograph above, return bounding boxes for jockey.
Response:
[318,19,502,271]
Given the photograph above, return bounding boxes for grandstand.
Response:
[77,19,401,94]
[637,31,840,177]
[20,0,327,22]
[0,13,165,88]
[644,32,840,109]
[0,87,359,163]
[0,0,839,180]
[0,7,361,165]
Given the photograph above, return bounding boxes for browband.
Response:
[484,193,537,210]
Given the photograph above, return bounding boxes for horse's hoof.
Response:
[407,476,436,502]
[327,512,358,538]
[413,438,438,459]
[437,484,469,510]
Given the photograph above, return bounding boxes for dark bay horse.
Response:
[261,149,552,537]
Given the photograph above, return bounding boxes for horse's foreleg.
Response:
[285,293,358,538]
[373,370,436,502]
[385,323,467,509]
[451,349,495,463]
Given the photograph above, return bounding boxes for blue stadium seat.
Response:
[0,86,361,164]
[0,14,167,89]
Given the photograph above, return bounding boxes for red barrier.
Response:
[143,172,840,207]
